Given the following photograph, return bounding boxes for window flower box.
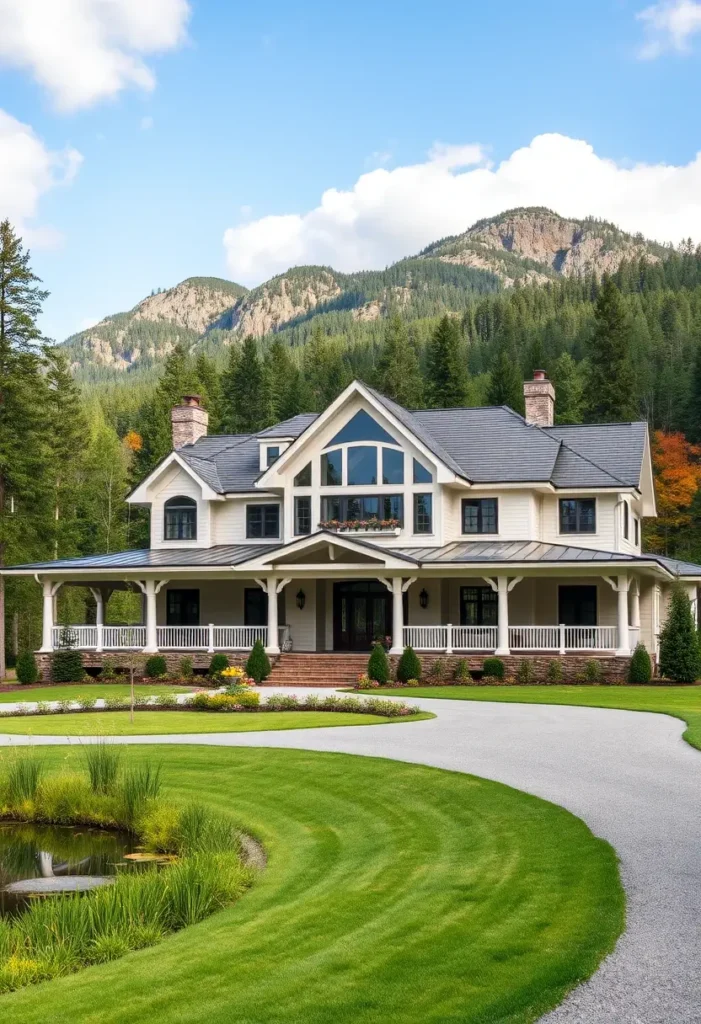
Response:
[319,518,401,534]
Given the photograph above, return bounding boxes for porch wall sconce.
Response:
[419,588,429,609]
[296,589,306,610]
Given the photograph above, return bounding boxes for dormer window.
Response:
[164,495,197,540]
[266,445,280,467]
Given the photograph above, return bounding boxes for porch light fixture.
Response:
[296,589,306,610]
[419,588,429,609]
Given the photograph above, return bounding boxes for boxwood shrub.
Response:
[396,645,421,683]
[482,657,505,680]
[144,655,167,679]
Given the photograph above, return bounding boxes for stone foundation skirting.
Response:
[35,651,280,678]
[389,653,633,683]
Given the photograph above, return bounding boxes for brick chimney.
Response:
[523,370,555,427]
[171,394,208,449]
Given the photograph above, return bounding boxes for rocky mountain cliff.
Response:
[64,209,670,377]
[420,207,667,286]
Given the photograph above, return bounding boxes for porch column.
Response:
[390,577,404,655]
[630,579,640,631]
[40,580,55,652]
[496,576,510,655]
[89,587,105,653]
[143,580,159,653]
[266,576,280,655]
[616,574,630,656]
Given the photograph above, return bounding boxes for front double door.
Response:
[333,581,392,652]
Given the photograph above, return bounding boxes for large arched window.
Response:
[164,495,197,540]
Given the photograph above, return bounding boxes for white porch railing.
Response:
[50,624,276,652]
[403,624,619,653]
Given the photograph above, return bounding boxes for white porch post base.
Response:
[495,576,510,655]
[389,577,404,654]
[615,573,630,656]
[265,576,280,655]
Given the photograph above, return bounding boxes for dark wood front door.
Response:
[166,589,200,626]
[333,581,392,652]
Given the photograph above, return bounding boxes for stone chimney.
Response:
[171,394,208,449]
[523,370,555,427]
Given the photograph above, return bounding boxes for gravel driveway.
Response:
[2,693,700,1023]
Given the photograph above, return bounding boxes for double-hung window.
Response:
[462,498,498,535]
[320,495,403,526]
[246,504,280,539]
[559,498,596,534]
[294,496,312,535]
[164,496,197,540]
[413,494,433,534]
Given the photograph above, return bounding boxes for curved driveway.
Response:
[3,695,701,1023]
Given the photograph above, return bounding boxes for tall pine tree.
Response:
[220,335,265,432]
[586,277,637,422]
[45,347,88,558]
[0,221,51,678]
[425,315,468,407]
[376,313,423,407]
[487,348,524,412]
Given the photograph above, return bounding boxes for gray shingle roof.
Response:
[155,383,648,495]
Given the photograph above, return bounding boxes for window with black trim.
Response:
[294,462,311,487]
[321,450,342,486]
[559,498,596,534]
[460,585,498,626]
[413,493,433,534]
[166,589,200,625]
[294,496,311,535]
[413,459,432,483]
[164,495,197,540]
[623,501,629,540]
[462,498,498,534]
[246,504,280,539]
[266,445,280,467]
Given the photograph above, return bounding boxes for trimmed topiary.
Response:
[245,639,271,683]
[397,645,421,683]
[628,642,652,684]
[367,642,390,685]
[659,584,701,683]
[145,655,167,679]
[482,657,505,680]
[208,653,229,677]
[16,651,39,685]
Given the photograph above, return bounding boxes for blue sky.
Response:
[1,0,700,341]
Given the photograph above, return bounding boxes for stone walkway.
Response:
[2,691,700,1023]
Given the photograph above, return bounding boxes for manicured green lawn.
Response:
[0,745,623,1024]
[359,685,701,751]
[0,684,192,703]
[0,710,431,735]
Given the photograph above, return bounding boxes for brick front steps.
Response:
[264,654,370,687]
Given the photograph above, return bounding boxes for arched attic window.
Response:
[164,495,197,540]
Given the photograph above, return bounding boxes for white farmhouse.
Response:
[6,374,700,681]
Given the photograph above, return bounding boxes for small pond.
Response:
[0,822,144,917]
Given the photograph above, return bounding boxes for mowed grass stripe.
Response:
[0,710,432,735]
[0,746,623,1024]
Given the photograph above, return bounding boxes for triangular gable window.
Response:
[325,409,399,447]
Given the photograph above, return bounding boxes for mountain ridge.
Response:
[62,208,669,379]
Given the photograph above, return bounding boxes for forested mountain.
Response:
[63,207,668,384]
[63,277,247,380]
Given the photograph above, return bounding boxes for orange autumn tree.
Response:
[646,430,701,553]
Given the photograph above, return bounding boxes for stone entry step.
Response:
[264,653,371,687]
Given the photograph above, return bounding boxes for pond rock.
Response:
[4,875,116,895]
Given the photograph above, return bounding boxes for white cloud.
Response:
[0,0,190,111]
[0,109,82,245]
[637,0,701,57]
[223,133,701,285]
